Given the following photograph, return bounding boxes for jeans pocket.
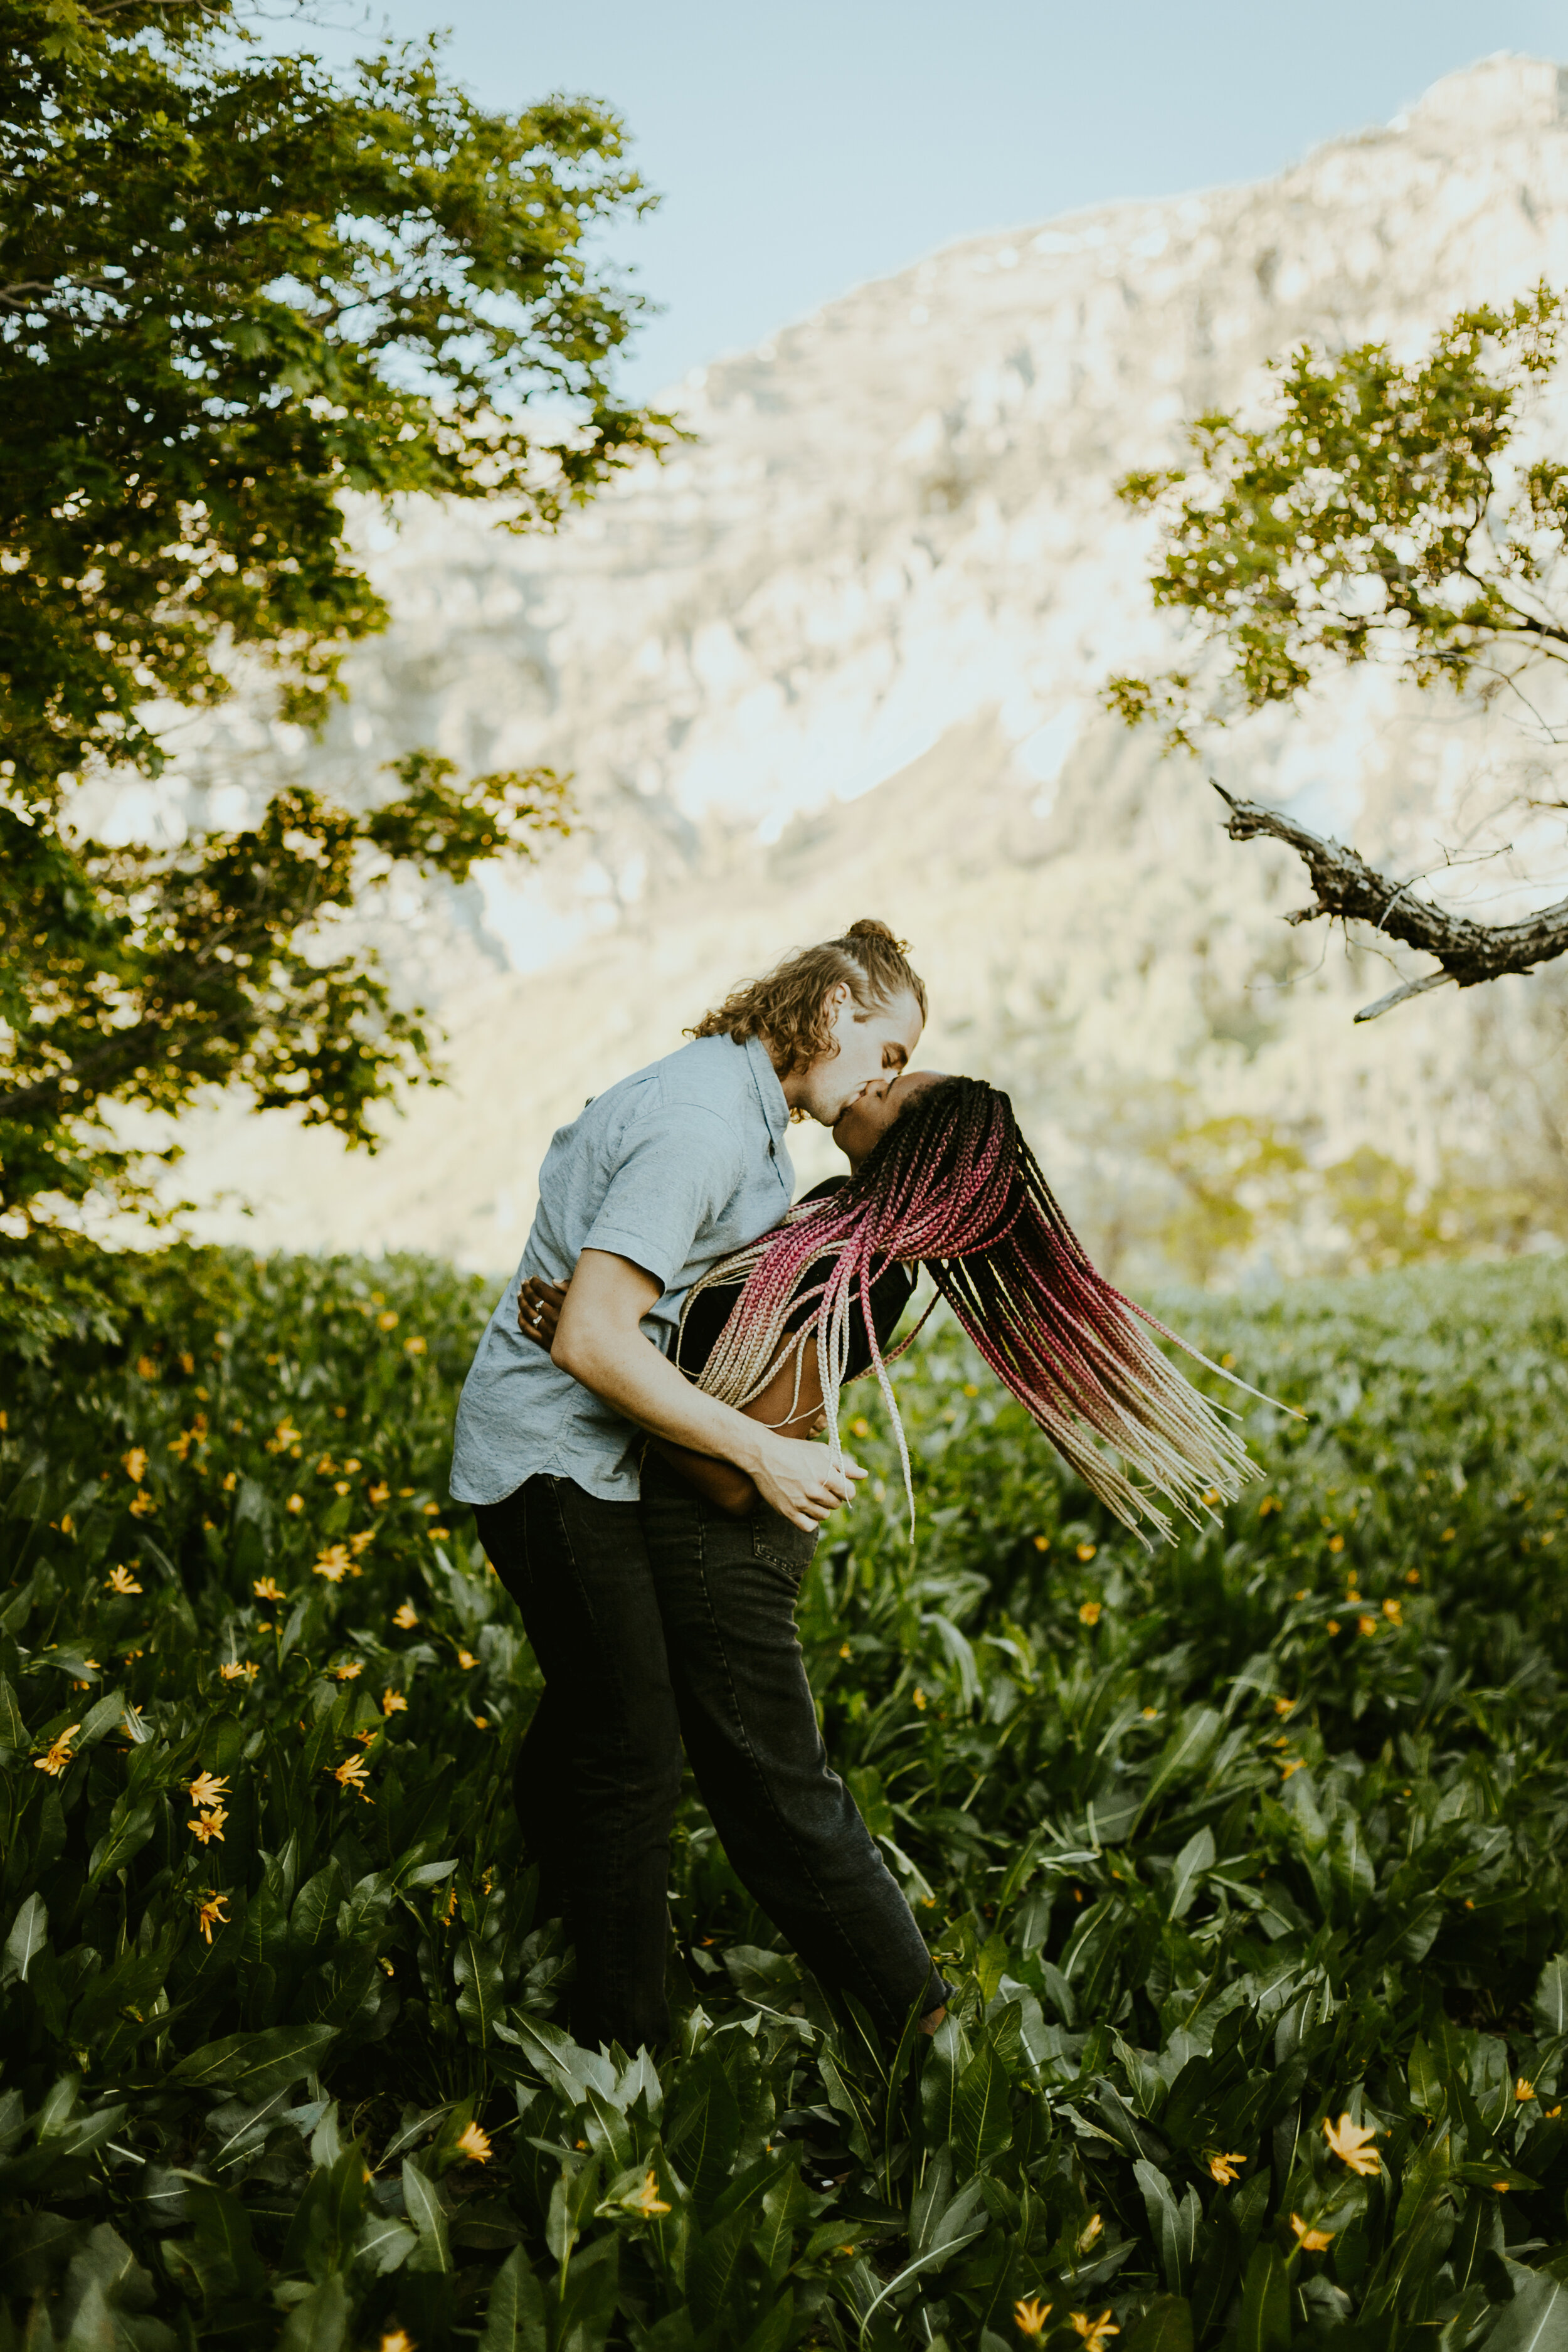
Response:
[750,1506,818,1586]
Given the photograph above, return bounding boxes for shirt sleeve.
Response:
[581,1106,747,1292]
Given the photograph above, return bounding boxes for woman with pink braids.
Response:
[521,1069,1261,2042]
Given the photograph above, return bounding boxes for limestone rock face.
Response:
[161,55,1568,1275]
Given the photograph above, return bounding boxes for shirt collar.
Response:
[742,1032,792,1151]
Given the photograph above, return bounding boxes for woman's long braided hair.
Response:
[682,1076,1264,1545]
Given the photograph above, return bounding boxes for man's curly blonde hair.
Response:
[687,919,926,1082]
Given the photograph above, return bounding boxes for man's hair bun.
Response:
[846,917,909,951]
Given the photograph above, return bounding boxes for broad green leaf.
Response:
[277,2274,347,2352]
[3,1894,48,1985]
[289,1867,341,1958]
[0,1674,29,1751]
[1487,2269,1568,2352]
[172,2023,335,2100]
[184,2180,266,2300]
[403,2159,452,2274]
[1534,1956,1568,2040]
[1140,1708,1222,1816]
[1121,2297,1195,2352]
[667,2050,742,2215]
[1167,1828,1216,1921]
[687,2210,751,2330]
[453,1930,504,2048]
[1135,2159,1200,2294]
[478,2245,545,2352]
[1234,2242,1290,2352]
[952,2042,1012,2176]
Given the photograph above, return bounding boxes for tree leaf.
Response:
[1234,2242,1290,2352]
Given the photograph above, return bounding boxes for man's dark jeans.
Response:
[474,1454,943,2051]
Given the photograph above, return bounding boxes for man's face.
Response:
[792,983,925,1125]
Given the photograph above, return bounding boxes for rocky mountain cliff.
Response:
[151,53,1568,1278]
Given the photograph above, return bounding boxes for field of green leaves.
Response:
[4,1243,1568,2352]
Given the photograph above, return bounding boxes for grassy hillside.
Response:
[3,1248,1567,2349]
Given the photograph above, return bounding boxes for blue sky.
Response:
[279,1,1567,400]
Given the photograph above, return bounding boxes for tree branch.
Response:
[1211,780,1568,1019]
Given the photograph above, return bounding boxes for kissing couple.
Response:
[449,919,1255,2053]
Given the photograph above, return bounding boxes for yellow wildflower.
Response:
[1323,2112,1380,2176]
[623,2169,671,2218]
[314,1544,354,1582]
[187,1772,230,1808]
[1326,1619,1341,1637]
[1076,1542,1096,1562]
[349,1529,375,1557]
[1273,1696,1295,1716]
[912,1687,927,1710]
[1357,1614,1377,1638]
[1014,2300,1052,2339]
[1070,2315,1118,2348]
[393,1601,419,1629]
[378,1310,399,1331]
[105,1566,142,1594]
[1259,1494,1281,1515]
[1208,2152,1246,2186]
[472,1716,488,1731]
[1290,2212,1334,2252]
[1281,1757,1306,1779]
[369,1480,390,1507]
[285,1494,304,1516]
[421,1500,441,1517]
[1202,1487,1220,1505]
[1382,1596,1402,1625]
[344,1457,361,1473]
[381,2331,413,2352]
[1141,1705,1158,1720]
[334,1480,350,1496]
[129,1491,157,1518]
[33,1725,80,1776]
[222,1470,238,1493]
[334,1754,373,1801]
[405,1336,426,1357]
[457,1648,478,1671]
[253,1576,287,1602]
[1077,2213,1103,2251]
[1442,1527,1456,1542]
[220,1660,258,1683]
[189,1807,228,1844]
[1078,1600,1102,1626]
[1517,2077,1537,2102]
[428,1525,450,1539]
[1328,1534,1343,1553]
[195,1892,230,1943]
[382,1689,408,1716]
[332,1661,363,1682]
[455,2121,492,2163]
[136,1355,157,1380]
[265,1419,302,1454]
[1033,1534,1051,1551]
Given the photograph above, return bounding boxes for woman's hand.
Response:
[518,1274,568,1349]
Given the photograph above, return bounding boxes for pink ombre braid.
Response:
[681,1078,1271,1544]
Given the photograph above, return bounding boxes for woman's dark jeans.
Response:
[474,1457,943,2052]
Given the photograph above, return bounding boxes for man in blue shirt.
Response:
[452,920,941,2050]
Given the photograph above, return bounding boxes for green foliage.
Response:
[2,0,672,1229]
[5,1245,1568,2346]
[1106,283,1568,748]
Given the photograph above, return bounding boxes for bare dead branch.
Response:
[1211,779,1568,1019]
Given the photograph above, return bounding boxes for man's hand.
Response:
[748,1429,867,1530]
[518,1274,568,1348]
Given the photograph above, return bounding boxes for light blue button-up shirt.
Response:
[448,1033,795,1506]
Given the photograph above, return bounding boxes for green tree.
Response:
[1108,286,1568,1020]
[2,0,672,1232]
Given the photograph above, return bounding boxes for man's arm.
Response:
[551,1251,863,1532]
